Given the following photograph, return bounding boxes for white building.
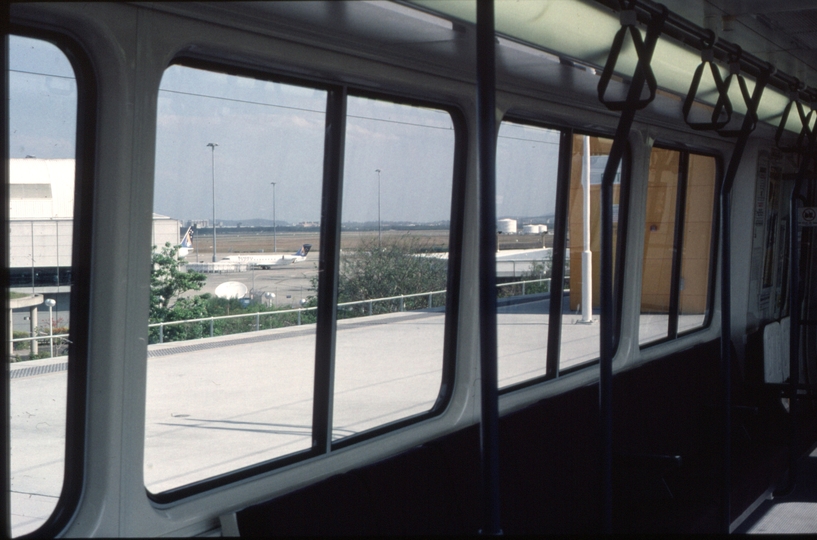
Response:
[9,158,179,334]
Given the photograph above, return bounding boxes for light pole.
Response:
[271,181,277,253]
[207,142,218,262]
[44,298,56,358]
[376,168,382,249]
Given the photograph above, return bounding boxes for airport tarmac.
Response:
[181,256,319,307]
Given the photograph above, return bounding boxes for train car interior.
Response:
[4,0,817,536]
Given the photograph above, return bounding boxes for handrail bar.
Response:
[10,279,551,356]
[147,280,551,331]
[476,1,501,533]
[596,3,667,532]
[774,115,817,498]
[10,333,70,344]
[717,64,772,532]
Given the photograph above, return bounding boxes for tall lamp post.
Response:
[270,181,277,253]
[207,142,219,262]
[376,168,382,249]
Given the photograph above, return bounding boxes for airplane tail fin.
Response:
[181,226,194,248]
[295,244,312,257]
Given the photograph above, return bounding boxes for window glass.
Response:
[678,153,716,333]
[145,65,325,493]
[332,96,454,440]
[495,121,559,387]
[639,147,679,344]
[7,35,77,537]
[639,148,716,346]
[562,134,621,369]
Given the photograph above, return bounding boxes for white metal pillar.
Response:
[581,135,593,323]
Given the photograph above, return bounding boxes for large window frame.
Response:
[496,116,632,394]
[147,57,466,503]
[638,144,721,348]
[4,27,97,539]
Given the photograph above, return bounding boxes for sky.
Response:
[9,35,561,226]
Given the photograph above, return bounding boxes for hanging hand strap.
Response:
[775,83,817,153]
[718,48,760,137]
[597,2,667,111]
[683,33,732,130]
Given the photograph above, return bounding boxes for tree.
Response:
[150,242,206,322]
[313,235,448,315]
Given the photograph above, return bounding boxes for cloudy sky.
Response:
[9,35,560,226]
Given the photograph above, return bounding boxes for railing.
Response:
[147,278,551,345]
[9,278,554,353]
[495,258,551,278]
[10,333,70,359]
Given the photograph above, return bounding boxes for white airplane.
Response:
[221,244,312,269]
[178,226,194,257]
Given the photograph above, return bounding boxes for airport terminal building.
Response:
[9,158,179,333]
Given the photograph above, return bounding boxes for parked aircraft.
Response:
[178,226,194,257]
[220,244,312,269]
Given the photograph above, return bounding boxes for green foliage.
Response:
[12,330,29,351]
[318,235,448,316]
[147,235,449,345]
[150,242,207,322]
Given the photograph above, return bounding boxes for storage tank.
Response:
[497,218,517,234]
[522,224,538,234]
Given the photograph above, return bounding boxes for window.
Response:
[146,65,459,496]
[639,147,717,346]
[495,121,559,387]
[561,134,623,368]
[496,122,624,389]
[332,96,455,439]
[146,65,326,494]
[7,35,78,537]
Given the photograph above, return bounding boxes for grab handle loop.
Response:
[774,83,814,153]
[597,6,664,111]
[683,33,733,130]
[802,108,817,148]
[717,48,759,137]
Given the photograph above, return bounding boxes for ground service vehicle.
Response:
[4,0,817,536]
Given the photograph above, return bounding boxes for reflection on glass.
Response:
[495,122,559,387]
[332,96,454,439]
[561,135,620,369]
[7,35,76,537]
[145,65,325,493]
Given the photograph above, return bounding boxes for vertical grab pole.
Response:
[717,68,771,532]
[2,32,11,540]
[596,6,667,531]
[476,0,501,535]
[774,127,816,497]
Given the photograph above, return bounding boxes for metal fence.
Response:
[9,278,553,355]
[10,333,70,359]
[147,278,550,344]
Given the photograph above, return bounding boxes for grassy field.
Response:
[187,229,451,259]
[187,228,552,259]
